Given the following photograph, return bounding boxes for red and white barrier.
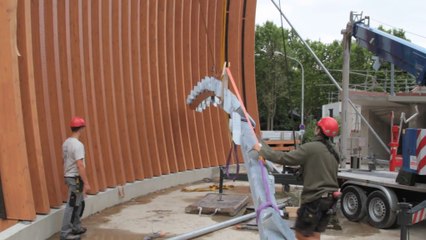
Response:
[417,129,426,175]
[412,207,426,225]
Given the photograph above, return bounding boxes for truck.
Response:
[337,13,426,232]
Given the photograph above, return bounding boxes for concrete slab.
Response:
[6,165,425,240]
[44,179,426,240]
[0,167,221,240]
[185,193,249,216]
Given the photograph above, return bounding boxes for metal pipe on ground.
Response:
[167,203,286,240]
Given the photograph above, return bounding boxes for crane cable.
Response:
[197,0,217,75]
[277,0,298,147]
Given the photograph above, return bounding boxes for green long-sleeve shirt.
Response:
[259,136,339,204]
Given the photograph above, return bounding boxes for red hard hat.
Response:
[317,117,339,137]
[70,117,86,128]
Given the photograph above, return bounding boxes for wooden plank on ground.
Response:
[265,140,300,152]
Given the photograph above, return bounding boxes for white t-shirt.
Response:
[63,137,85,177]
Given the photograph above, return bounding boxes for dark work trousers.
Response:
[60,177,84,238]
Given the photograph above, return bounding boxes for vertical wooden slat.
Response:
[140,0,161,176]
[44,0,69,201]
[174,0,194,171]
[165,0,186,172]
[51,0,66,141]
[242,0,260,133]
[215,0,233,166]
[82,0,107,191]
[228,0,243,91]
[148,0,170,175]
[246,0,259,147]
[190,0,211,168]
[104,0,126,184]
[227,0,245,167]
[69,0,99,193]
[0,0,36,220]
[129,0,148,179]
[32,0,63,207]
[51,2,70,199]
[57,0,73,172]
[158,0,178,173]
[17,0,50,214]
[198,0,219,167]
[182,0,200,169]
[134,0,153,179]
[92,0,117,187]
[111,0,135,182]
[230,1,246,165]
[57,5,73,200]
[65,0,76,114]
[207,0,227,165]
[122,0,144,180]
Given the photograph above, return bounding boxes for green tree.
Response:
[255,21,292,130]
[255,22,414,132]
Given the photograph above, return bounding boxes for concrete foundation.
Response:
[0,167,220,240]
[185,193,249,216]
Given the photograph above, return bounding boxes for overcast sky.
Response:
[256,0,426,48]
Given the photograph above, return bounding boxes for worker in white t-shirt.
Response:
[60,117,91,240]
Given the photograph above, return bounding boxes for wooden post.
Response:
[16,0,51,214]
[0,0,36,220]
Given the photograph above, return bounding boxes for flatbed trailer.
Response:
[338,169,426,229]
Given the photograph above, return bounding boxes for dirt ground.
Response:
[48,178,426,240]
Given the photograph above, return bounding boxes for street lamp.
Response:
[273,51,305,131]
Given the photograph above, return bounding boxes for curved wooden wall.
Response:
[0,0,259,224]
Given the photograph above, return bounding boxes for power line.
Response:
[370,18,426,41]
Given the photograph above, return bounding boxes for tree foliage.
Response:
[255,22,414,131]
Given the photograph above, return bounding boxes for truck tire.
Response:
[341,185,367,222]
[366,190,397,228]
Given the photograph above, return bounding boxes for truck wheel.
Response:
[366,190,397,228]
[341,185,367,221]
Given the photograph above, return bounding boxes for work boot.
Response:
[72,227,87,235]
[60,233,81,240]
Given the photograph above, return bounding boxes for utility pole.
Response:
[341,18,352,167]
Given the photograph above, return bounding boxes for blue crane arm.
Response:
[352,22,426,85]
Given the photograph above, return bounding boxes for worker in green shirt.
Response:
[253,117,340,240]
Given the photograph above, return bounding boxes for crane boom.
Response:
[353,21,426,85]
